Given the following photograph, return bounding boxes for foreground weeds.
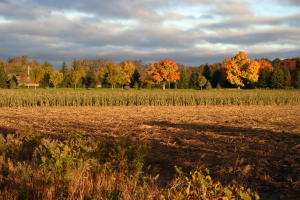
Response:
[0,130,259,200]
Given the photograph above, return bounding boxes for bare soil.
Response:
[0,106,299,199]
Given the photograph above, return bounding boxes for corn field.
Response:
[0,89,300,107]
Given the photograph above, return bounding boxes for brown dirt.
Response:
[0,106,300,199]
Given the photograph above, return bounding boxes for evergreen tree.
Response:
[202,64,211,81]
[189,71,198,89]
[297,58,300,70]
[130,69,141,88]
[270,67,285,89]
[9,76,18,89]
[0,63,7,88]
[216,83,222,89]
[212,69,222,88]
[272,58,281,68]
[257,68,271,88]
[60,61,70,87]
[85,67,97,88]
[205,80,212,90]
[294,70,300,88]
[178,65,188,89]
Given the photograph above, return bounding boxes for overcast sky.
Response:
[0,0,299,66]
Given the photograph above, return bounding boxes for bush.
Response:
[0,130,260,200]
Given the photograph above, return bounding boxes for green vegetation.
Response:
[0,89,299,107]
[0,130,259,200]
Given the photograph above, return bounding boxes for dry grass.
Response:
[0,106,300,199]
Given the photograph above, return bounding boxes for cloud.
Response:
[0,0,299,66]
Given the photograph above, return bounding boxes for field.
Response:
[1,89,300,106]
[0,103,300,199]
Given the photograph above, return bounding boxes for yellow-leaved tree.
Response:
[120,61,135,88]
[50,70,63,88]
[222,51,260,88]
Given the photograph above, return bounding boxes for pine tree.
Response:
[85,67,97,88]
[60,61,70,87]
[297,58,300,70]
[211,69,222,88]
[130,69,141,88]
[257,68,271,88]
[269,67,285,89]
[294,70,300,89]
[189,72,198,89]
[9,76,18,89]
[205,80,212,90]
[0,63,7,88]
[178,65,188,89]
[202,64,211,81]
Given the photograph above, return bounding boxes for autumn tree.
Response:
[198,75,207,90]
[98,67,107,88]
[255,59,273,88]
[147,59,180,90]
[120,61,135,88]
[71,70,85,89]
[40,61,53,88]
[222,51,260,88]
[99,63,123,89]
[30,66,43,89]
[256,59,273,71]
[71,59,81,72]
[0,62,7,88]
[50,70,64,88]
[107,64,123,89]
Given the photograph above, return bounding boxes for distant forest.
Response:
[0,53,300,89]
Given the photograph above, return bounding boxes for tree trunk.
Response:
[162,81,166,90]
[237,86,240,89]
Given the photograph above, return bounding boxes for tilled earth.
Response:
[0,106,299,199]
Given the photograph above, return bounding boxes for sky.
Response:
[0,0,299,66]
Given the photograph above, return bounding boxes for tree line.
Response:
[0,52,300,89]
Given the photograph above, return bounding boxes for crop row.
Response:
[1,89,300,107]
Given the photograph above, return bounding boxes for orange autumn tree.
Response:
[255,59,273,70]
[147,59,180,90]
[222,51,260,88]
